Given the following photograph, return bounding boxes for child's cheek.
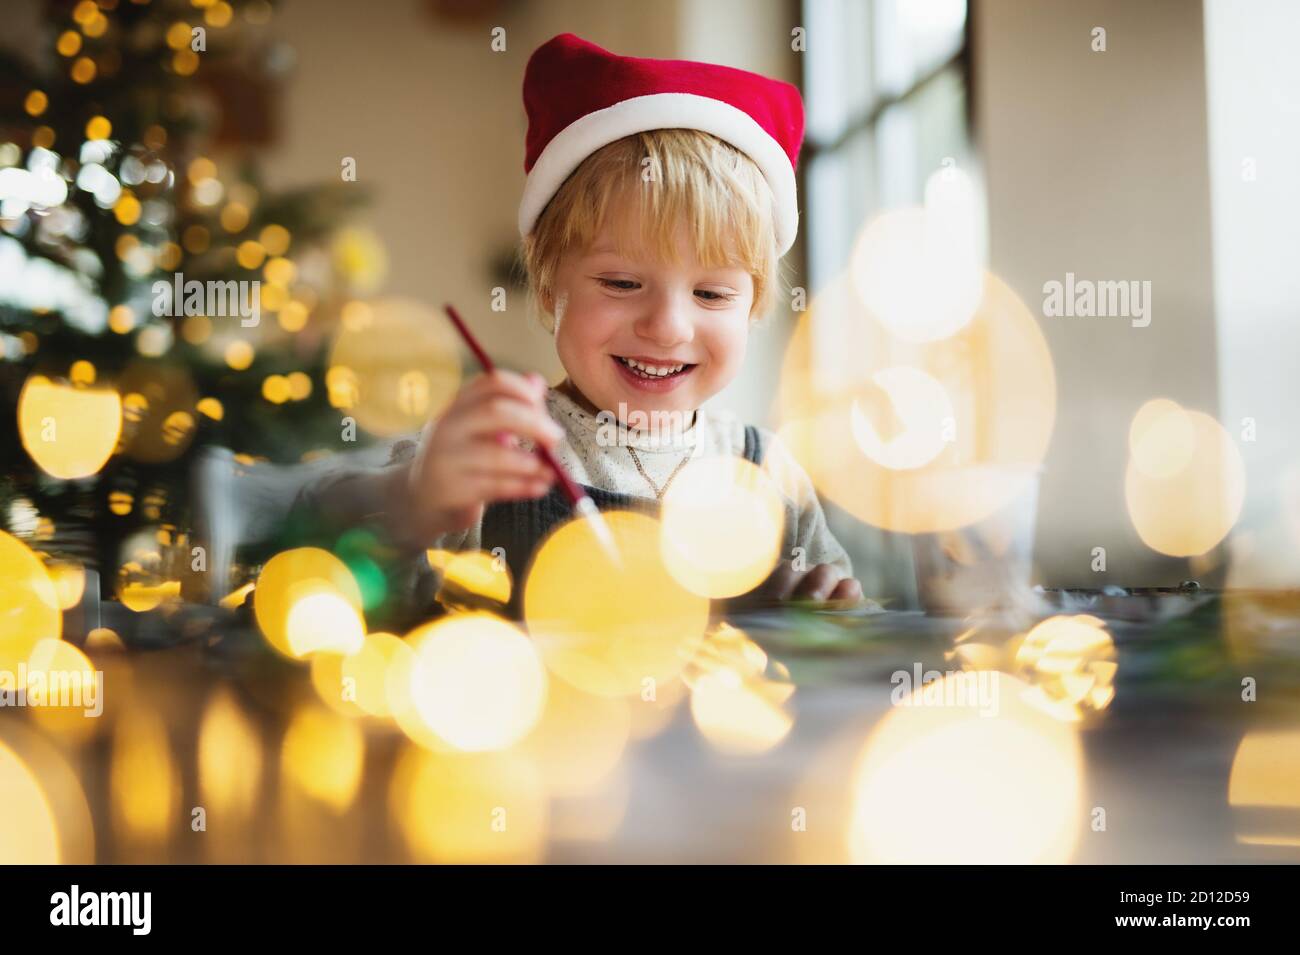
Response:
[713,317,750,377]
[556,295,597,345]
[571,292,623,338]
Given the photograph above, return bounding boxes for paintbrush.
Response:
[442,304,622,566]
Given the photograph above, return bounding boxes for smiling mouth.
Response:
[613,355,697,380]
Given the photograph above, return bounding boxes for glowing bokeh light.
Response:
[310,631,407,719]
[690,668,794,755]
[1129,398,1196,480]
[280,705,364,813]
[849,365,956,471]
[385,634,455,753]
[327,297,461,437]
[252,548,364,660]
[390,746,546,864]
[198,689,263,827]
[285,588,365,657]
[849,168,985,344]
[1012,615,1117,722]
[659,455,784,598]
[84,627,125,652]
[525,510,709,698]
[18,376,122,479]
[24,638,101,742]
[1125,403,1245,556]
[44,559,85,610]
[777,272,1054,534]
[0,739,60,863]
[433,549,512,608]
[848,672,1083,863]
[0,724,94,863]
[1229,727,1300,847]
[110,708,180,848]
[406,613,546,752]
[0,531,61,684]
[520,677,629,797]
[686,624,794,755]
[117,574,181,613]
[116,529,184,614]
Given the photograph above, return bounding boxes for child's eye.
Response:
[695,289,737,304]
[597,278,639,292]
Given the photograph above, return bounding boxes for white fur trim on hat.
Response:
[518,92,799,256]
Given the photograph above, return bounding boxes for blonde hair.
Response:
[522,128,782,331]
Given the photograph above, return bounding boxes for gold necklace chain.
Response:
[627,446,691,501]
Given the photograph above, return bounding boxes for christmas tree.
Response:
[0,0,371,613]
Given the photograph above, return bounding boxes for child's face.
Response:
[549,213,754,424]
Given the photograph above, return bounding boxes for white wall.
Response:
[974,0,1221,587]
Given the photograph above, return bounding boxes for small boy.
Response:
[298,33,860,616]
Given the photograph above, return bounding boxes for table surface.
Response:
[4,593,1297,864]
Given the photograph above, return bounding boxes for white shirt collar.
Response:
[546,387,702,454]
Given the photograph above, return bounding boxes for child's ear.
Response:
[538,286,555,315]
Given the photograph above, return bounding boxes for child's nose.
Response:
[634,293,695,347]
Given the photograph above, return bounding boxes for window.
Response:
[802,0,972,287]
[798,0,974,602]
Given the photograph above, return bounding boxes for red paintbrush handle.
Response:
[535,444,586,507]
[444,303,588,508]
[444,304,495,371]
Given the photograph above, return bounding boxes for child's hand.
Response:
[398,370,564,537]
[724,560,864,611]
[784,563,863,603]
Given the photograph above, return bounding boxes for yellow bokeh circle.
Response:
[777,272,1055,534]
[524,510,710,698]
[310,631,407,718]
[326,297,461,437]
[389,746,546,864]
[404,612,546,752]
[252,548,364,660]
[848,671,1082,863]
[1125,405,1245,557]
[0,531,61,680]
[18,376,122,480]
[659,456,784,598]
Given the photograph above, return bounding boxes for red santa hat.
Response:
[519,33,805,256]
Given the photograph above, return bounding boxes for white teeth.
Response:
[620,357,686,377]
